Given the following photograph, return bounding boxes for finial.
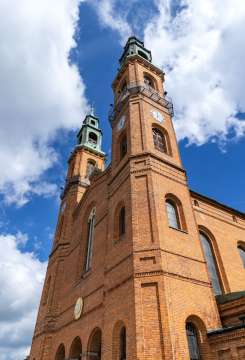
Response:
[91,100,95,115]
[131,28,134,37]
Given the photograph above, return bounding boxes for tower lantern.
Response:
[119,35,152,67]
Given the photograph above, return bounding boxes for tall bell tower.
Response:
[108,35,221,359]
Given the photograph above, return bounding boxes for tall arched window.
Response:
[84,208,96,272]
[86,161,95,178]
[120,327,126,360]
[153,129,165,152]
[186,323,200,360]
[121,135,127,159]
[88,132,97,144]
[166,200,179,229]
[238,246,245,268]
[199,232,222,295]
[119,206,125,237]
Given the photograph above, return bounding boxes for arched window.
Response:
[88,328,101,360]
[42,275,51,305]
[153,129,165,152]
[119,206,125,237]
[55,344,65,360]
[186,323,200,360]
[86,161,95,178]
[122,82,127,93]
[69,337,82,359]
[91,120,95,125]
[84,208,96,272]
[88,132,97,144]
[238,246,245,268]
[199,232,222,295]
[121,135,127,159]
[144,76,153,88]
[166,200,179,229]
[138,51,148,61]
[233,215,237,223]
[194,200,199,207]
[120,326,126,360]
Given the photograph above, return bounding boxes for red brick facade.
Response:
[29,37,245,360]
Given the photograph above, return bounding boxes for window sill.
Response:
[169,226,188,234]
[155,148,173,157]
[114,233,126,244]
[74,268,91,287]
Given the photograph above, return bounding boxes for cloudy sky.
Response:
[0,0,245,358]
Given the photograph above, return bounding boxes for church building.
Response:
[29,36,245,360]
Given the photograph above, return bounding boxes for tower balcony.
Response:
[60,175,89,200]
[108,81,174,127]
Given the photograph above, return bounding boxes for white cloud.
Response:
[0,0,89,207]
[0,232,47,360]
[143,0,245,147]
[89,0,131,44]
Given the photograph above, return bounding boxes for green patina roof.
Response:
[119,35,152,67]
[75,111,106,156]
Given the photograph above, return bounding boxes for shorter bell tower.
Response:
[54,107,107,250]
[31,110,107,349]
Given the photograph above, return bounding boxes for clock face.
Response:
[117,116,125,132]
[61,202,66,213]
[150,109,165,123]
[74,297,83,320]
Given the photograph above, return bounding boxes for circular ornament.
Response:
[150,109,165,123]
[117,116,125,132]
[61,202,66,213]
[74,297,83,320]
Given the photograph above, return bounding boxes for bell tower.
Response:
[107,35,221,359]
[54,107,107,249]
[31,109,107,354]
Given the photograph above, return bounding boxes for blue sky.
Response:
[0,0,245,358]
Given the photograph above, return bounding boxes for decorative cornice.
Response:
[208,326,245,344]
[134,269,211,287]
[190,189,245,220]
